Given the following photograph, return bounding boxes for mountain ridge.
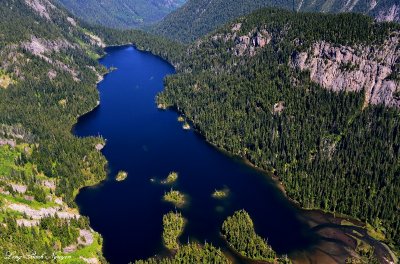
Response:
[57,0,186,29]
[153,0,399,43]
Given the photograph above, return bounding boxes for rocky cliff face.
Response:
[233,29,270,57]
[374,4,400,23]
[208,23,271,57]
[21,36,81,81]
[24,0,55,20]
[197,20,399,110]
[291,32,400,108]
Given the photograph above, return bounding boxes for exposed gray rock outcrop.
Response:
[273,101,285,114]
[233,30,271,56]
[0,124,34,142]
[22,36,75,56]
[209,24,272,57]
[376,4,400,23]
[63,229,94,253]
[0,138,16,147]
[10,183,27,194]
[8,203,80,220]
[21,36,80,81]
[67,17,77,27]
[291,32,400,108]
[95,143,104,151]
[86,33,105,48]
[17,219,40,227]
[24,0,55,20]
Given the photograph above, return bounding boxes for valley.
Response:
[0,0,398,263]
[58,0,186,29]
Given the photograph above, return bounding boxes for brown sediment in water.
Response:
[227,156,397,264]
[226,155,396,264]
[290,210,396,264]
[204,152,396,264]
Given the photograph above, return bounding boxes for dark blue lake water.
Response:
[74,46,319,264]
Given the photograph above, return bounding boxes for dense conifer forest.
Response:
[157,8,400,250]
[86,25,186,67]
[0,0,108,206]
[152,0,399,43]
[0,0,108,261]
[135,242,231,264]
[222,210,280,262]
[0,1,188,262]
[1,0,399,262]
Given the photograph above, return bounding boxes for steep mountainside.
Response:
[153,0,399,43]
[157,8,400,255]
[0,0,195,262]
[0,0,109,262]
[58,0,186,29]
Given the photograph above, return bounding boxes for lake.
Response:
[74,46,319,264]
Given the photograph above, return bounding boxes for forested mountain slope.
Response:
[0,0,109,261]
[57,0,186,29]
[153,0,399,43]
[157,8,400,252]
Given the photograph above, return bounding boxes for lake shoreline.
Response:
[73,44,396,264]
[159,95,397,264]
[160,84,396,264]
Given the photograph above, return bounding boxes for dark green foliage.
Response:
[162,211,185,250]
[0,0,107,207]
[135,242,231,264]
[222,210,276,261]
[0,216,54,263]
[163,190,185,207]
[28,184,47,203]
[153,0,399,43]
[0,215,87,262]
[0,1,109,260]
[0,1,187,261]
[339,62,358,72]
[0,1,58,45]
[158,8,400,249]
[86,25,186,67]
[152,0,291,43]
[40,217,79,247]
[134,212,230,263]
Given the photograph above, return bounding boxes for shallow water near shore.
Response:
[74,45,322,264]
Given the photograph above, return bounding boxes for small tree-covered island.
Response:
[0,0,399,263]
[116,170,128,181]
[212,188,229,199]
[162,211,185,250]
[163,189,186,207]
[222,210,291,263]
[161,171,179,184]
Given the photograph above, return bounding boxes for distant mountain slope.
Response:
[153,0,399,43]
[57,0,186,29]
